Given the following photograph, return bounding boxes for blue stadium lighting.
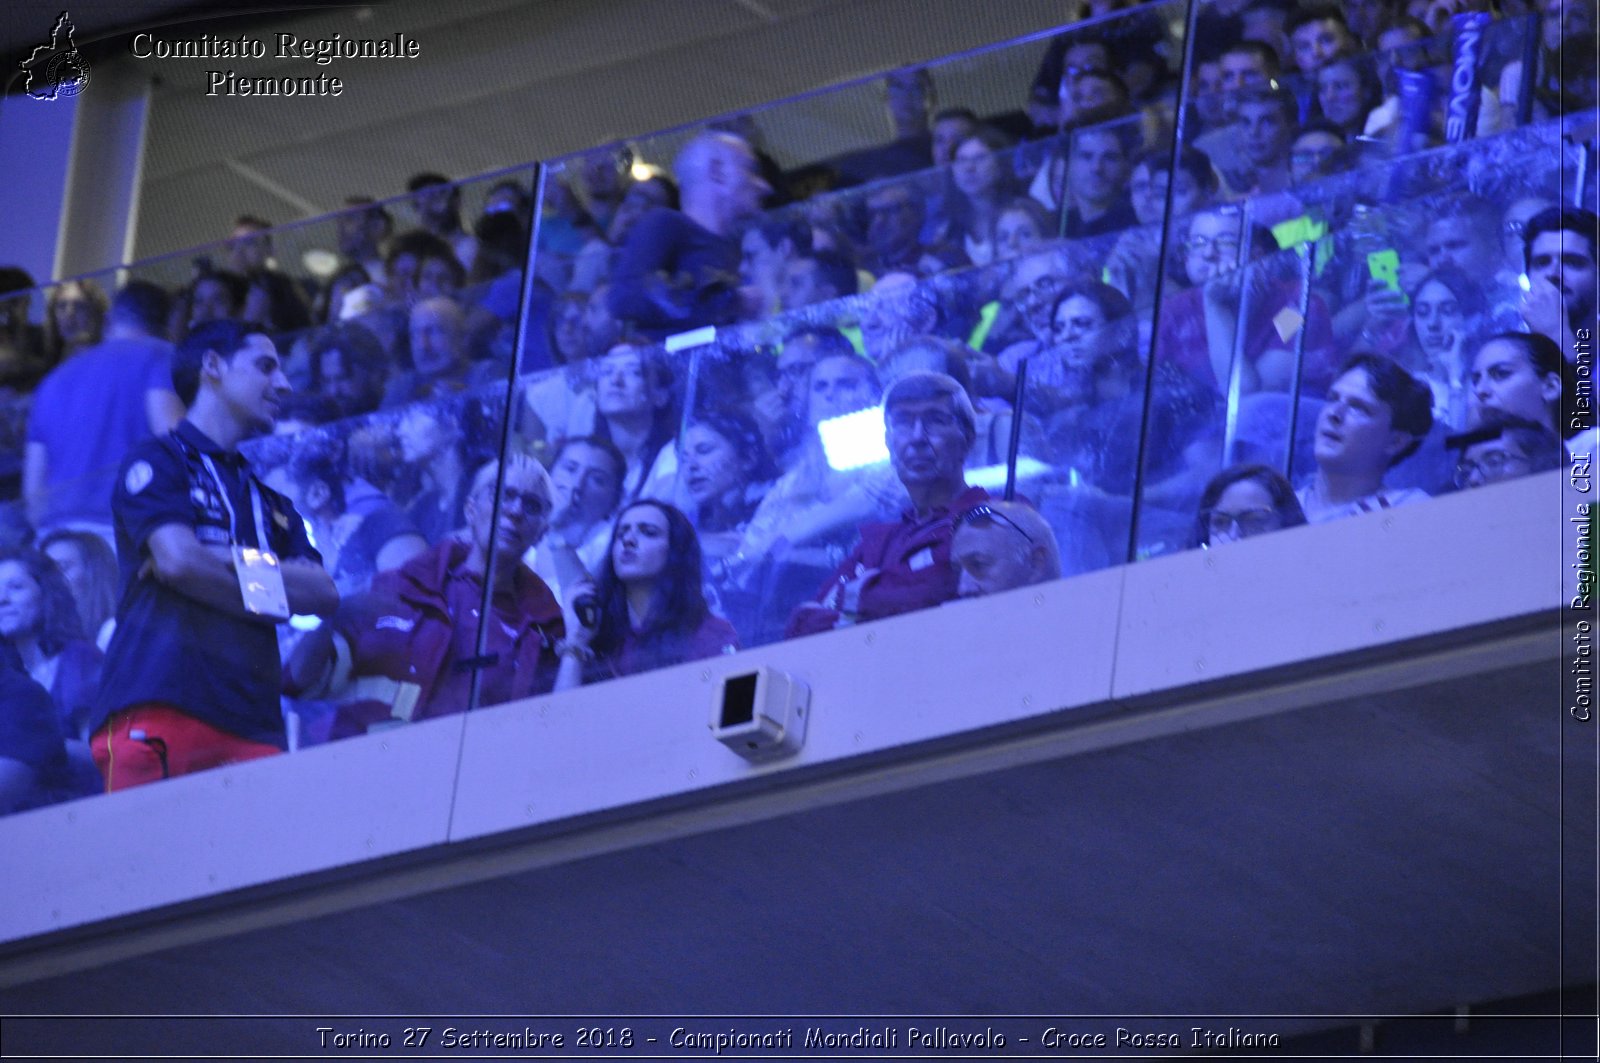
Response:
[288,514,324,630]
[818,406,890,471]
[817,407,1051,486]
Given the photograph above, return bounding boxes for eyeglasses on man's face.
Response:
[1453,448,1529,487]
[1186,234,1242,258]
[1004,274,1065,304]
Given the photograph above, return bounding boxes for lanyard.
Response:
[198,453,268,550]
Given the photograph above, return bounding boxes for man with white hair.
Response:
[786,371,989,636]
[609,131,771,338]
[951,500,1061,598]
[287,455,565,740]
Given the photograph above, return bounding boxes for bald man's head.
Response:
[409,297,465,376]
[673,132,769,229]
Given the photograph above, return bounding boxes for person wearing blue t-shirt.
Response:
[24,281,185,538]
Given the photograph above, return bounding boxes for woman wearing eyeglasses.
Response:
[1191,464,1307,548]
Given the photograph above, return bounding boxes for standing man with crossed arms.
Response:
[88,320,338,790]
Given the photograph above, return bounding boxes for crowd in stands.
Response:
[0,0,1595,810]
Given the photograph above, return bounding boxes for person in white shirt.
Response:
[1297,353,1435,522]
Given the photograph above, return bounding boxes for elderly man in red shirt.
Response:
[287,454,564,738]
[786,371,989,636]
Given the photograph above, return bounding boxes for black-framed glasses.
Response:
[1454,451,1528,487]
[1185,234,1242,257]
[1004,274,1065,303]
[886,407,961,435]
[1203,507,1281,538]
[958,504,1034,543]
[474,483,551,516]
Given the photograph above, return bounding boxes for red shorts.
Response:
[92,704,281,792]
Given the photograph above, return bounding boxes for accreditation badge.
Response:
[233,546,290,620]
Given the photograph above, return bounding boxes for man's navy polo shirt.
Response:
[88,421,320,745]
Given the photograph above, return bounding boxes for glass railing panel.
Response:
[1177,13,1539,207]
[1133,234,1322,558]
[508,2,1182,664]
[0,169,539,814]
[523,0,1183,325]
[662,228,1148,647]
[251,381,512,748]
[1135,105,1579,559]
[4,0,1586,823]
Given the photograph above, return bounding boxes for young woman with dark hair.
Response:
[0,548,102,741]
[680,408,778,539]
[554,501,738,686]
[1315,55,1384,138]
[594,343,682,507]
[1398,265,1488,426]
[937,127,1022,267]
[44,279,108,365]
[680,409,779,646]
[1191,463,1308,548]
[38,530,120,651]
